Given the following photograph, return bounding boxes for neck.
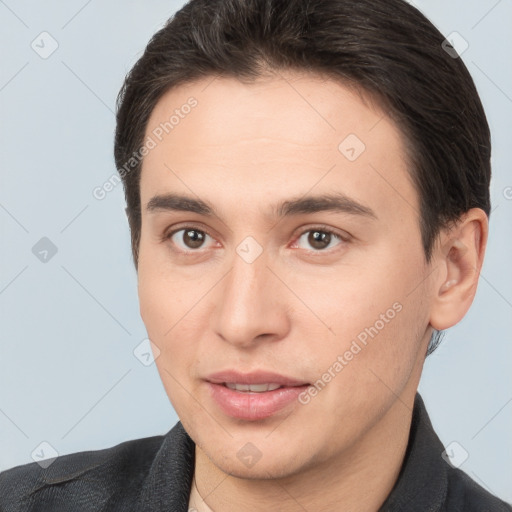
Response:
[191,391,416,512]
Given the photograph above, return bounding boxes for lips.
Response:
[205,370,310,420]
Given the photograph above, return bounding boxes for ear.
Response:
[429,208,488,331]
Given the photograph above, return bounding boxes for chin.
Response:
[196,428,317,480]
[210,450,309,481]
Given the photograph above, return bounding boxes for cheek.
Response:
[291,263,411,343]
[137,261,203,414]
[137,244,210,373]
[138,275,193,354]
[298,244,429,378]
[293,278,428,443]
[137,239,186,331]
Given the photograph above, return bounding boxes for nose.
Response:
[212,246,291,349]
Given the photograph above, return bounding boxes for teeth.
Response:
[225,383,282,392]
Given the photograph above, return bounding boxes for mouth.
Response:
[205,370,310,420]
[223,383,286,392]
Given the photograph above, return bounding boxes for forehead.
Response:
[140,71,417,223]
[145,71,399,150]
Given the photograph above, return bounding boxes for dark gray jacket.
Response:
[0,394,510,511]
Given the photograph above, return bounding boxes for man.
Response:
[1,0,510,510]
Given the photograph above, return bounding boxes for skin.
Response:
[136,71,487,512]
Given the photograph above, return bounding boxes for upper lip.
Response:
[206,370,309,387]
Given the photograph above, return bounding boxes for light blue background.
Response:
[1,0,511,503]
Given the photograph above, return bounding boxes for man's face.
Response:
[137,72,434,479]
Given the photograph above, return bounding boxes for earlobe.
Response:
[429,208,488,331]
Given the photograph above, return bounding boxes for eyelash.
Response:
[162,224,350,255]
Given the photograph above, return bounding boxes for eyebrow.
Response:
[146,192,377,220]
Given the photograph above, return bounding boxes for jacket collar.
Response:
[134,420,195,511]
[378,393,447,511]
[135,393,447,511]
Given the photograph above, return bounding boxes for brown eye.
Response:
[183,229,206,248]
[295,228,345,252]
[308,230,332,250]
[169,228,211,251]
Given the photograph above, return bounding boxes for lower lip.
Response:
[207,383,309,421]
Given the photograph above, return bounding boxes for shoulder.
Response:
[0,432,166,512]
[444,464,512,511]
[380,394,512,512]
